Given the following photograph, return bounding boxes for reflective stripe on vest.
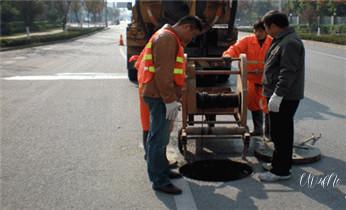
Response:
[146,42,152,48]
[144,66,155,72]
[144,54,152,60]
[138,28,186,86]
[174,68,183,74]
[176,56,184,63]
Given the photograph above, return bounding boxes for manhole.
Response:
[254,142,321,164]
[179,159,253,182]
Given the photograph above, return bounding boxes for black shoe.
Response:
[169,160,178,169]
[250,131,263,136]
[263,135,271,142]
[169,171,182,179]
[153,183,182,195]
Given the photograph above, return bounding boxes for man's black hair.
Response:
[176,15,203,31]
[262,10,289,28]
[253,20,265,30]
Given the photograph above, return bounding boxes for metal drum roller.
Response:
[178,54,251,160]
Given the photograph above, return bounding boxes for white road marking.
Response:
[13,56,27,60]
[2,60,15,64]
[119,47,126,60]
[42,47,53,50]
[2,72,128,80]
[309,49,346,61]
[173,178,198,210]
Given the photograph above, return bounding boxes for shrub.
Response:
[1,20,62,35]
[299,33,346,45]
[1,21,26,35]
[237,27,346,45]
[0,27,104,48]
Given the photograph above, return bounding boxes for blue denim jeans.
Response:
[143,96,171,188]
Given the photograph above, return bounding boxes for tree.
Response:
[254,0,276,18]
[236,0,255,25]
[0,1,20,22]
[0,1,21,35]
[17,0,44,37]
[56,0,73,31]
[335,0,346,16]
[70,0,83,27]
[85,0,105,26]
[296,0,318,30]
[109,7,120,23]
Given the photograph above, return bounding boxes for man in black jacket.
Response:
[259,10,305,182]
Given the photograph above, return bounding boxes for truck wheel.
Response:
[162,1,189,23]
[127,58,137,82]
[127,46,141,83]
[128,67,137,83]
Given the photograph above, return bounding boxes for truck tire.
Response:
[162,1,189,23]
[127,58,137,83]
[127,46,142,83]
[128,67,137,83]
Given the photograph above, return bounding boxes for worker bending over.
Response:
[136,16,203,195]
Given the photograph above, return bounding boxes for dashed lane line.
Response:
[1,73,128,80]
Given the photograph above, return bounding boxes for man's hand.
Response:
[268,93,283,112]
[165,101,181,120]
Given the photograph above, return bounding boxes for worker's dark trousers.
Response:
[251,111,264,134]
[251,111,270,138]
[268,99,300,176]
[143,96,171,188]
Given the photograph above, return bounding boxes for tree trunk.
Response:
[88,12,90,28]
[62,16,67,31]
[25,26,30,38]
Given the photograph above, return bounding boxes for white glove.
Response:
[165,101,181,120]
[268,93,283,112]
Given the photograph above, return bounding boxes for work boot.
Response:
[169,160,178,169]
[250,111,263,136]
[169,171,183,179]
[143,130,149,160]
[153,183,182,195]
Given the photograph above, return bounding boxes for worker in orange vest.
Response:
[223,20,273,139]
[137,16,203,195]
[129,45,180,167]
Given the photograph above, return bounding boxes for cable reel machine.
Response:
[178,54,251,160]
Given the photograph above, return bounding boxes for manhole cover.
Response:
[254,142,321,164]
[179,159,253,182]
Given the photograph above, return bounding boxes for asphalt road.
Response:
[1,24,345,209]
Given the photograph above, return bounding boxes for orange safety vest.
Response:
[223,34,272,84]
[223,34,272,112]
[128,28,186,132]
[135,29,186,87]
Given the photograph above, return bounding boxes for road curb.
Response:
[0,27,110,52]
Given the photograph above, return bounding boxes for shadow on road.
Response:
[280,155,346,209]
[296,97,346,120]
[152,153,345,209]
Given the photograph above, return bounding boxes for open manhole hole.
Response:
[179,159,253,182]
